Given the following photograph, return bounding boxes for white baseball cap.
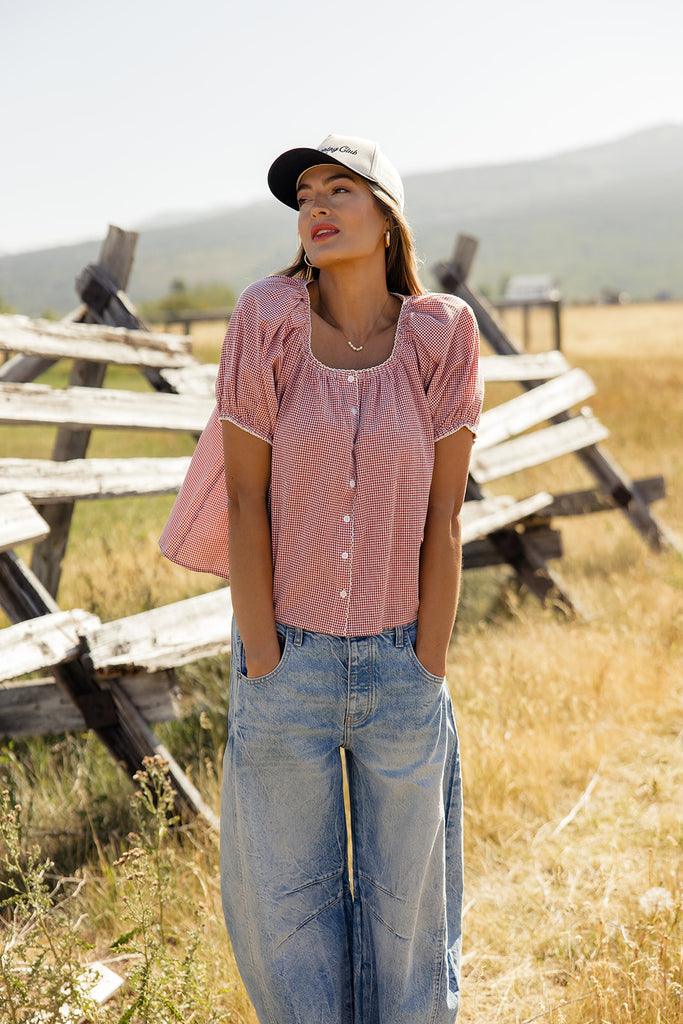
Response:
[268,133,404,213]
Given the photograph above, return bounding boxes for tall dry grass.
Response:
[1,302,682,1022]
[453,300,683,1022]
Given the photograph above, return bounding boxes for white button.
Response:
[350,479,356,488]
[347,374,355,383]
[342,551,349,559]
[343,515,350,523]
[351,407,358,415]
[340,590,347,598]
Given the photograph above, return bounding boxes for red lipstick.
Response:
[311,222,339,241]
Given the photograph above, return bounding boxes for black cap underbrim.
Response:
[267,148,351,211]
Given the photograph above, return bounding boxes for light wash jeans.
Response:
[220,618,463,1024]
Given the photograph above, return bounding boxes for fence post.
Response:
[30,227,139,596]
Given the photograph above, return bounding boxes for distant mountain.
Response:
[1,124,682,315]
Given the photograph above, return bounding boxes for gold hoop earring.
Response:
[304,253,315,268]
[385,230,391,249]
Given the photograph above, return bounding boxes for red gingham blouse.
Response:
[159,276,483,636]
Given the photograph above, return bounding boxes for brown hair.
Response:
[274,186,424,296]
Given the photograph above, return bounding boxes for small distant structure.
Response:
[600,287,630,305]
[496,273,562,351]
[504,274,561,304]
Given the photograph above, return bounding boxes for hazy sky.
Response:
[2,0,681,254]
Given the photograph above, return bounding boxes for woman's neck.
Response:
[314,264,392,341]
[307,265,402,370]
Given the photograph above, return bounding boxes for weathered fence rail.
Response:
[83,589,233,677]
[1,673,178,737]
[0,491,50,551]
[472,414,609,483]
[0,608,100,681]
[480,350,568,381]
[0,456,191,501]
[0,314,195,367]
[0,381,213,432]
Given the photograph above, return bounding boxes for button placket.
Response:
[341,472,356,606]
[337,371,359,624]
[347,372,360,442]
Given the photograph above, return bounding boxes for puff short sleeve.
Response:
[158,279,298,578]
[410,294,484,440]
[215,279,293,444]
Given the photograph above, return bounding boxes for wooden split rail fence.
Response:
[0,226,679,826]
[436,234,680,610]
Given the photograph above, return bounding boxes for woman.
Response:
[160,133,483,1024]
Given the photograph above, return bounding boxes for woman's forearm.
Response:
[415,427,473,677]
[228,495,280,677]
[222,420,279,678]
[415,510,462,677]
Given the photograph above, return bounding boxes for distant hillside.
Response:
[1,124,682,315]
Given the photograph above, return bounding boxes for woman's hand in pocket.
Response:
[245,637,282,678]
[413,638,446,679]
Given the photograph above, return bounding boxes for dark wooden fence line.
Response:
[163,307,233,335]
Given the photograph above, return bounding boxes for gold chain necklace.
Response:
[318,295,390,352]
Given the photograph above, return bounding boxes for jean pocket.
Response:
[238,627,289,684]
[404,631,446,684]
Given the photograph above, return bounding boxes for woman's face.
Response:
[297,164,388,270]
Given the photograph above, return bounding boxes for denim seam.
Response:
[344,639,375,731]
[429,704,461,1024]
[428,922,447,1024]
[355,869,406,903]
[282,866,346,896]
[230,673,279,1024]
[429,706,457,1024]
[272,891,349,953]
[356,871,411,940]
[345,697,374,729]
[360,899,411,940]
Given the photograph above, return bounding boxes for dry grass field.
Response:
[1,301,682,1023]
[449,301,683,1024]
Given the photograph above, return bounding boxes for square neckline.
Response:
[299,278,408,375]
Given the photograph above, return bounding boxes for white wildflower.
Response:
[639,886,674,916]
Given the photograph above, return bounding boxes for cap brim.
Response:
[267,148,349,210]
